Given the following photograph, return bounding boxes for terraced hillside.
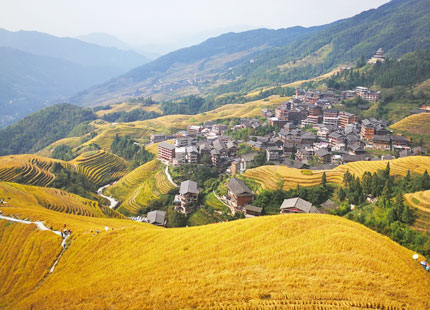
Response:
[0,182,123,219]
[70,150,128,186]
[83,97,285,151]
[391,113,430,147]
[0,155,61,187]
[36,136,82,158]
[243,156,430,192]
[404,190,430,232]
[1,214,428,309]
[391,113,430,135]
[94,102,163,118]
[0,220,61,307]
[0,151,128,188]
[106,159,174,215]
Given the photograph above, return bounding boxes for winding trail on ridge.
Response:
[97,182,119,209]
[165,165,178,187]
[0,214,70,273]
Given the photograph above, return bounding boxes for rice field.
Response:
[391,113,430,135]
[106,159,165,215]
[204,192,229,212]
[0,182,124,219]
[71,150,128,186]
[0,220,61,308]
[94,102,163,118]
[82,97,285,152]
[36,136,83,158]
[154,169,175,194]
[4,214,429,309]
[404,190,430,232]
[0,155,60,187]
[244,156,430,192]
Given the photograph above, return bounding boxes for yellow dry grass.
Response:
[244,156,430,192]
[0,182,123,219]
[0,220,60,307]
[391,113,430,135]
[404,190,430,232]
[70,150,128,186]
[1,213,428,309]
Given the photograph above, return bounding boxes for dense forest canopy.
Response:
[0,103,95,156]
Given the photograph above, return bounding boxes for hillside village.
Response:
[156,86,423,176]
[147,50,430,225]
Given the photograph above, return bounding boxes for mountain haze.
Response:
[70,26,326,105]
[0,29,149,127]
[0,28,148,70]
[72,0,430,106]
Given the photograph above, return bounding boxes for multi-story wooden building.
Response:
[227,178,254,210]
[338,111,358,129]
[158,142,176,163]
[174,180,199,214]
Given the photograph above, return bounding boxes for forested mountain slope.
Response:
[70,26,326,105]
[0,104,95,156]
[0,29,149,127]
[72,0,430,106]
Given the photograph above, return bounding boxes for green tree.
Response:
[338,187,346,202]
[401,205,414,225]
[321,172,327,188]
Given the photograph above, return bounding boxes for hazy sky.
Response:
[0,0,390,45]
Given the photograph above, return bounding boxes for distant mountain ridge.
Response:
[70,25,326,105]
[71,0,430,106]
[0,29,150,127]
[0,28,149,69]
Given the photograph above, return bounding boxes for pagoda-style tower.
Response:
[368,48,386,64]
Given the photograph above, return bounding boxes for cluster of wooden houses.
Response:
[155,87,418,176]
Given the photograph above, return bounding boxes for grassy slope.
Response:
[243,156,430,192]
[36,136,82,158]
[0,211,427,309]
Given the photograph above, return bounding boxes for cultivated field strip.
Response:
[71,150,128,186]
[106,159,169,214]
[404,190,430,232]
[244,156,430,191]
[82,98,284,152]
[391,113,430,135]
[0,155,58,187]
[154,170,175,194]
[11,215,430,309]
[0,220,60,307]
[0,182,124,219]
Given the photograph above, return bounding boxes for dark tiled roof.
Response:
[180,180,199,195]
[159,142,175,150]
[147,210,166,225]
[280,197,319,213]
[228,178,253,196]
